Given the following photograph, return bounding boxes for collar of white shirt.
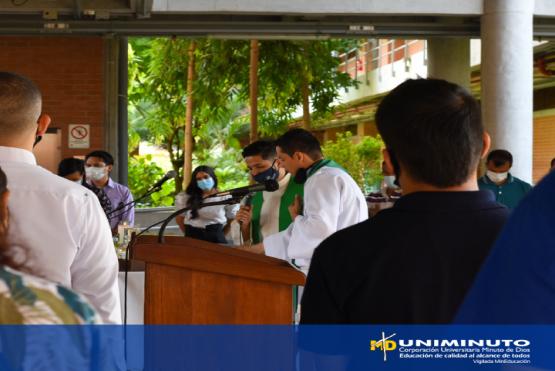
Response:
[0,146,37,165]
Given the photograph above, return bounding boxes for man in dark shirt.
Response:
[300,78,510,324]
[478,149,532,209]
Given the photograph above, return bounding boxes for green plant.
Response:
[322,131,383,193]
[127,37,361,202]
[357,134,385,191]
[128,155,175,208]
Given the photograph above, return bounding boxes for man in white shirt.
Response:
[0,72,121,323]
[242,129,368,273]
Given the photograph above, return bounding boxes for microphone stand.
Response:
[107,184,163,218]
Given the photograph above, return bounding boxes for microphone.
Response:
[208,179,279,198]
[238,193,254,228]
[151,170,177,189]
[243,193,254,206]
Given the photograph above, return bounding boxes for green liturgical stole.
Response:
[250,177,304,244]
[306,159,344,179]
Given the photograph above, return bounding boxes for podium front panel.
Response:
[145,264,294,324]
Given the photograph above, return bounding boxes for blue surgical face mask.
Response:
[197,177,215,191]
[253,161,278,184]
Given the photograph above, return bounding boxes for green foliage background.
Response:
[322,132,384,193]
[128,155,175,207]
[127,37,378,207]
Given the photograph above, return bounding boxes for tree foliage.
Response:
[322,131,384,192]
[128,155,175,207]
[128,37,362,206]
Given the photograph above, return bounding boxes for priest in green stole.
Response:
[240,129,368,275]
[236,140,304,245]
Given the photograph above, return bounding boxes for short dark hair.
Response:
[551,157,555,168]
[275,128,322,160]
[85,150,114,166]
[486,150,513,167]
[58,158,85,177]
[242,140,277,160]
[0,72,42,136]
[375,78,483,188]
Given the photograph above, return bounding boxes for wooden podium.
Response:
[133,235,306,325]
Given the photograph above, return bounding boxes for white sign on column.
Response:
[68,124,91,149]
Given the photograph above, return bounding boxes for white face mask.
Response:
[486,170,508,183]
[73,178,83,185]
[86,167,107,181]
[383,175,397,188]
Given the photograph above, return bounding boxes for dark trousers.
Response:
[184,223,227,244]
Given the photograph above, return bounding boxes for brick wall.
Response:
[533,113,555,184]
[0,36,105,159]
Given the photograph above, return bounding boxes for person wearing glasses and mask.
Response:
[235,140,304,246]
[175,166,239,244]
[84,150,134,233]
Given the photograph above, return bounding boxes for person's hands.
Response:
[288,195,303,220]
[235,205,253,231]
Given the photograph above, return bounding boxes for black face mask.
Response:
[33,134,42,148]
[253,160,278,184]
[33,122,42,148]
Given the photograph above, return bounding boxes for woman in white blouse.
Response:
[175,166,239,244]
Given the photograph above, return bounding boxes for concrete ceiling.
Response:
[0,0,554,38]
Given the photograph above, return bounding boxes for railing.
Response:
[338,39,425,83]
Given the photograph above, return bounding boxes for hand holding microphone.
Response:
[236,194,254,231]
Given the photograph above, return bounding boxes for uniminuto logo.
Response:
[370,332,397,362]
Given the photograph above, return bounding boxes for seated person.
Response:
[84,150,134,232]
[175,166,238,244]
[57,157,85,184]
[301,79,510,324]
[478,149,532,209]
[0,166,99,324]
